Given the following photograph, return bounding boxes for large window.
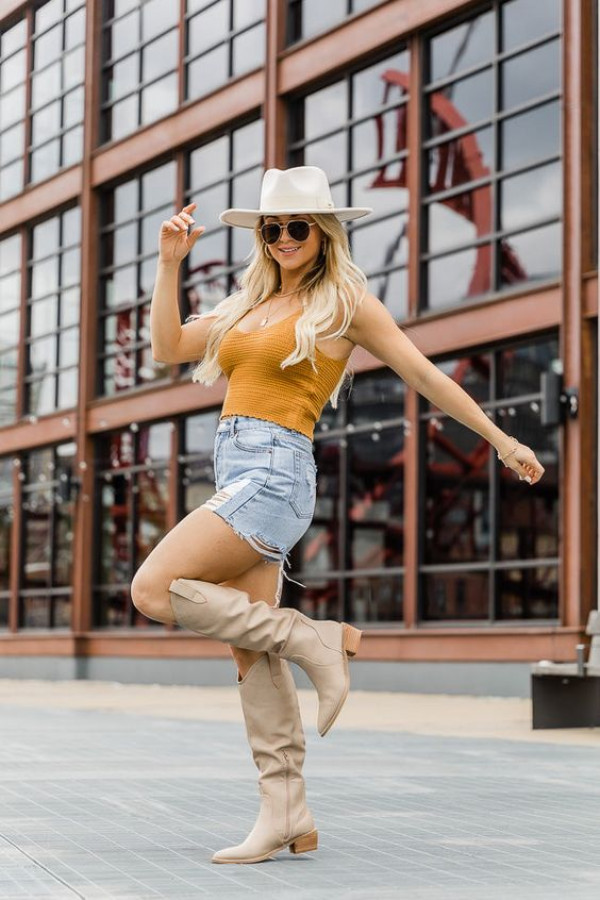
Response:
[186,0,266,101]
[0,234,21,426]
[99,161,175,395]
[290,370,407,624]
[94,421,171,627]
[286,0,383,45]
[179,409,222,514]
[0,457,13,629]
[26,207,81,416]
[289,51,410,319]
[20,442,76,629]
[420,334,560,622]
[30,0,86,183]
[0,17,27,201]
[422,0,562,311]
[101,0,180,143]
[181,118,264,326]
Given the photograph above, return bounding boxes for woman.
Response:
[133,165,545,865]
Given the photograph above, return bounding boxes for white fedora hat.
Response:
[219,166,373,228]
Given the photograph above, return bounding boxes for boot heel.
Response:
[342,623,362,657]
[289,829,318,854]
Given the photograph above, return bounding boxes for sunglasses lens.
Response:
[262,223,281,244]
[287,220,310,241]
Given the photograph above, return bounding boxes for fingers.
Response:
[188,225,206,246]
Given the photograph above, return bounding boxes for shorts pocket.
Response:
[290,450,317,519]
[232,428,274,453]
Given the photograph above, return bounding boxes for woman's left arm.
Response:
[347,292,545,485]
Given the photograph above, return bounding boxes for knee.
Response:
[131,568,168,621]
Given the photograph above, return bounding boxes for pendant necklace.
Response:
[259,287,299,328]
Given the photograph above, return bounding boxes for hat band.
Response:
[260,195,335,212]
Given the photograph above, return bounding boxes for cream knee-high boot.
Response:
[169,578,361,737]
[213,652,316,864]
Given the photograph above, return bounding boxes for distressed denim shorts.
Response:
[200,415,317,604]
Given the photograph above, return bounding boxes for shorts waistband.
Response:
[218,415,313,452]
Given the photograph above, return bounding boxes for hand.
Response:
[158,202,205,266]
[498,439,545,485]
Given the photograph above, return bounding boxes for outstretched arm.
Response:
[347,292,545,485]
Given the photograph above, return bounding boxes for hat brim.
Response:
[219,207,373,228]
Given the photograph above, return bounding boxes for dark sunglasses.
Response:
[260,220,317,245]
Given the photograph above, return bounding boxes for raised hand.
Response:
[158,202,205,266]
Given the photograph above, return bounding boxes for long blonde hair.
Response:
[187,213,368,408]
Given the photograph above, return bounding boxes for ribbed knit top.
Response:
[217,309,347,440]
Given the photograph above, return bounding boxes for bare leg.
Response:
[131,507,266,624]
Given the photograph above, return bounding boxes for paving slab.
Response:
[0,679,598,899]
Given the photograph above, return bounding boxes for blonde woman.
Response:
[133,166,545,865]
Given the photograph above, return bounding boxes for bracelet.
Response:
[497,436,519,463]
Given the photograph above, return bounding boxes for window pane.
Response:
[141,0,179,42]
[188,0,228,55]
[352,105,408,171]
[232,22,265,78]
[427,184,492,253]
[31,101,61,146]
[351,215,408,273]
[501,101,560,170]
[499,221,561,286]
[30,140,60,183]
[348,429,404,570]
[108,9,139,60]
[304,133,347,181]
[109,94,138,141]
[189,136,229,189]
[422,571,490,620]
[142,30,178,82]
[106,53,138,101]
[233,0,265,30]
[141,73,178,125]
[187,45,229,99]
[501,40,560,112]
[429,68,494,135]
[429,10,494,82]
[500,162,561,232]
[304,81,347,141]
[352,51,409,120]
[502,0,561,53]
[427,244,492,309]
[34,24,63,68]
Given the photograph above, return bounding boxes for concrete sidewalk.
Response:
[0,679,598,899]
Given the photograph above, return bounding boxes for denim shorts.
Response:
[200,415,317,601]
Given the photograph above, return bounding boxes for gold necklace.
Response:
[259,288,299,328]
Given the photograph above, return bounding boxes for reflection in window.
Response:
[20,442,76,629]
[0,457,13,628]
[181,118,264,336]
[0,234,21,426]
[420,335,560,622]
[186,0,266,101]
[26,208,82,416]
[289,50,410,319]
[94,421,171,628]
[102,0,179,143]
[0,17,27,200]
[286,0,383,45]
[290,370,406,623]
[422,0,562,311]
[99,161,176,395]
[30,0,86,183]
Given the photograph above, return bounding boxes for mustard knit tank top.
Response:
[217,309,347,440]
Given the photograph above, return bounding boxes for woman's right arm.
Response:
[150,202,218,364]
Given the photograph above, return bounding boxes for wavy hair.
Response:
[186,213,368,408]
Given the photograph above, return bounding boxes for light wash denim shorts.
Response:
[201,415,317,603]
